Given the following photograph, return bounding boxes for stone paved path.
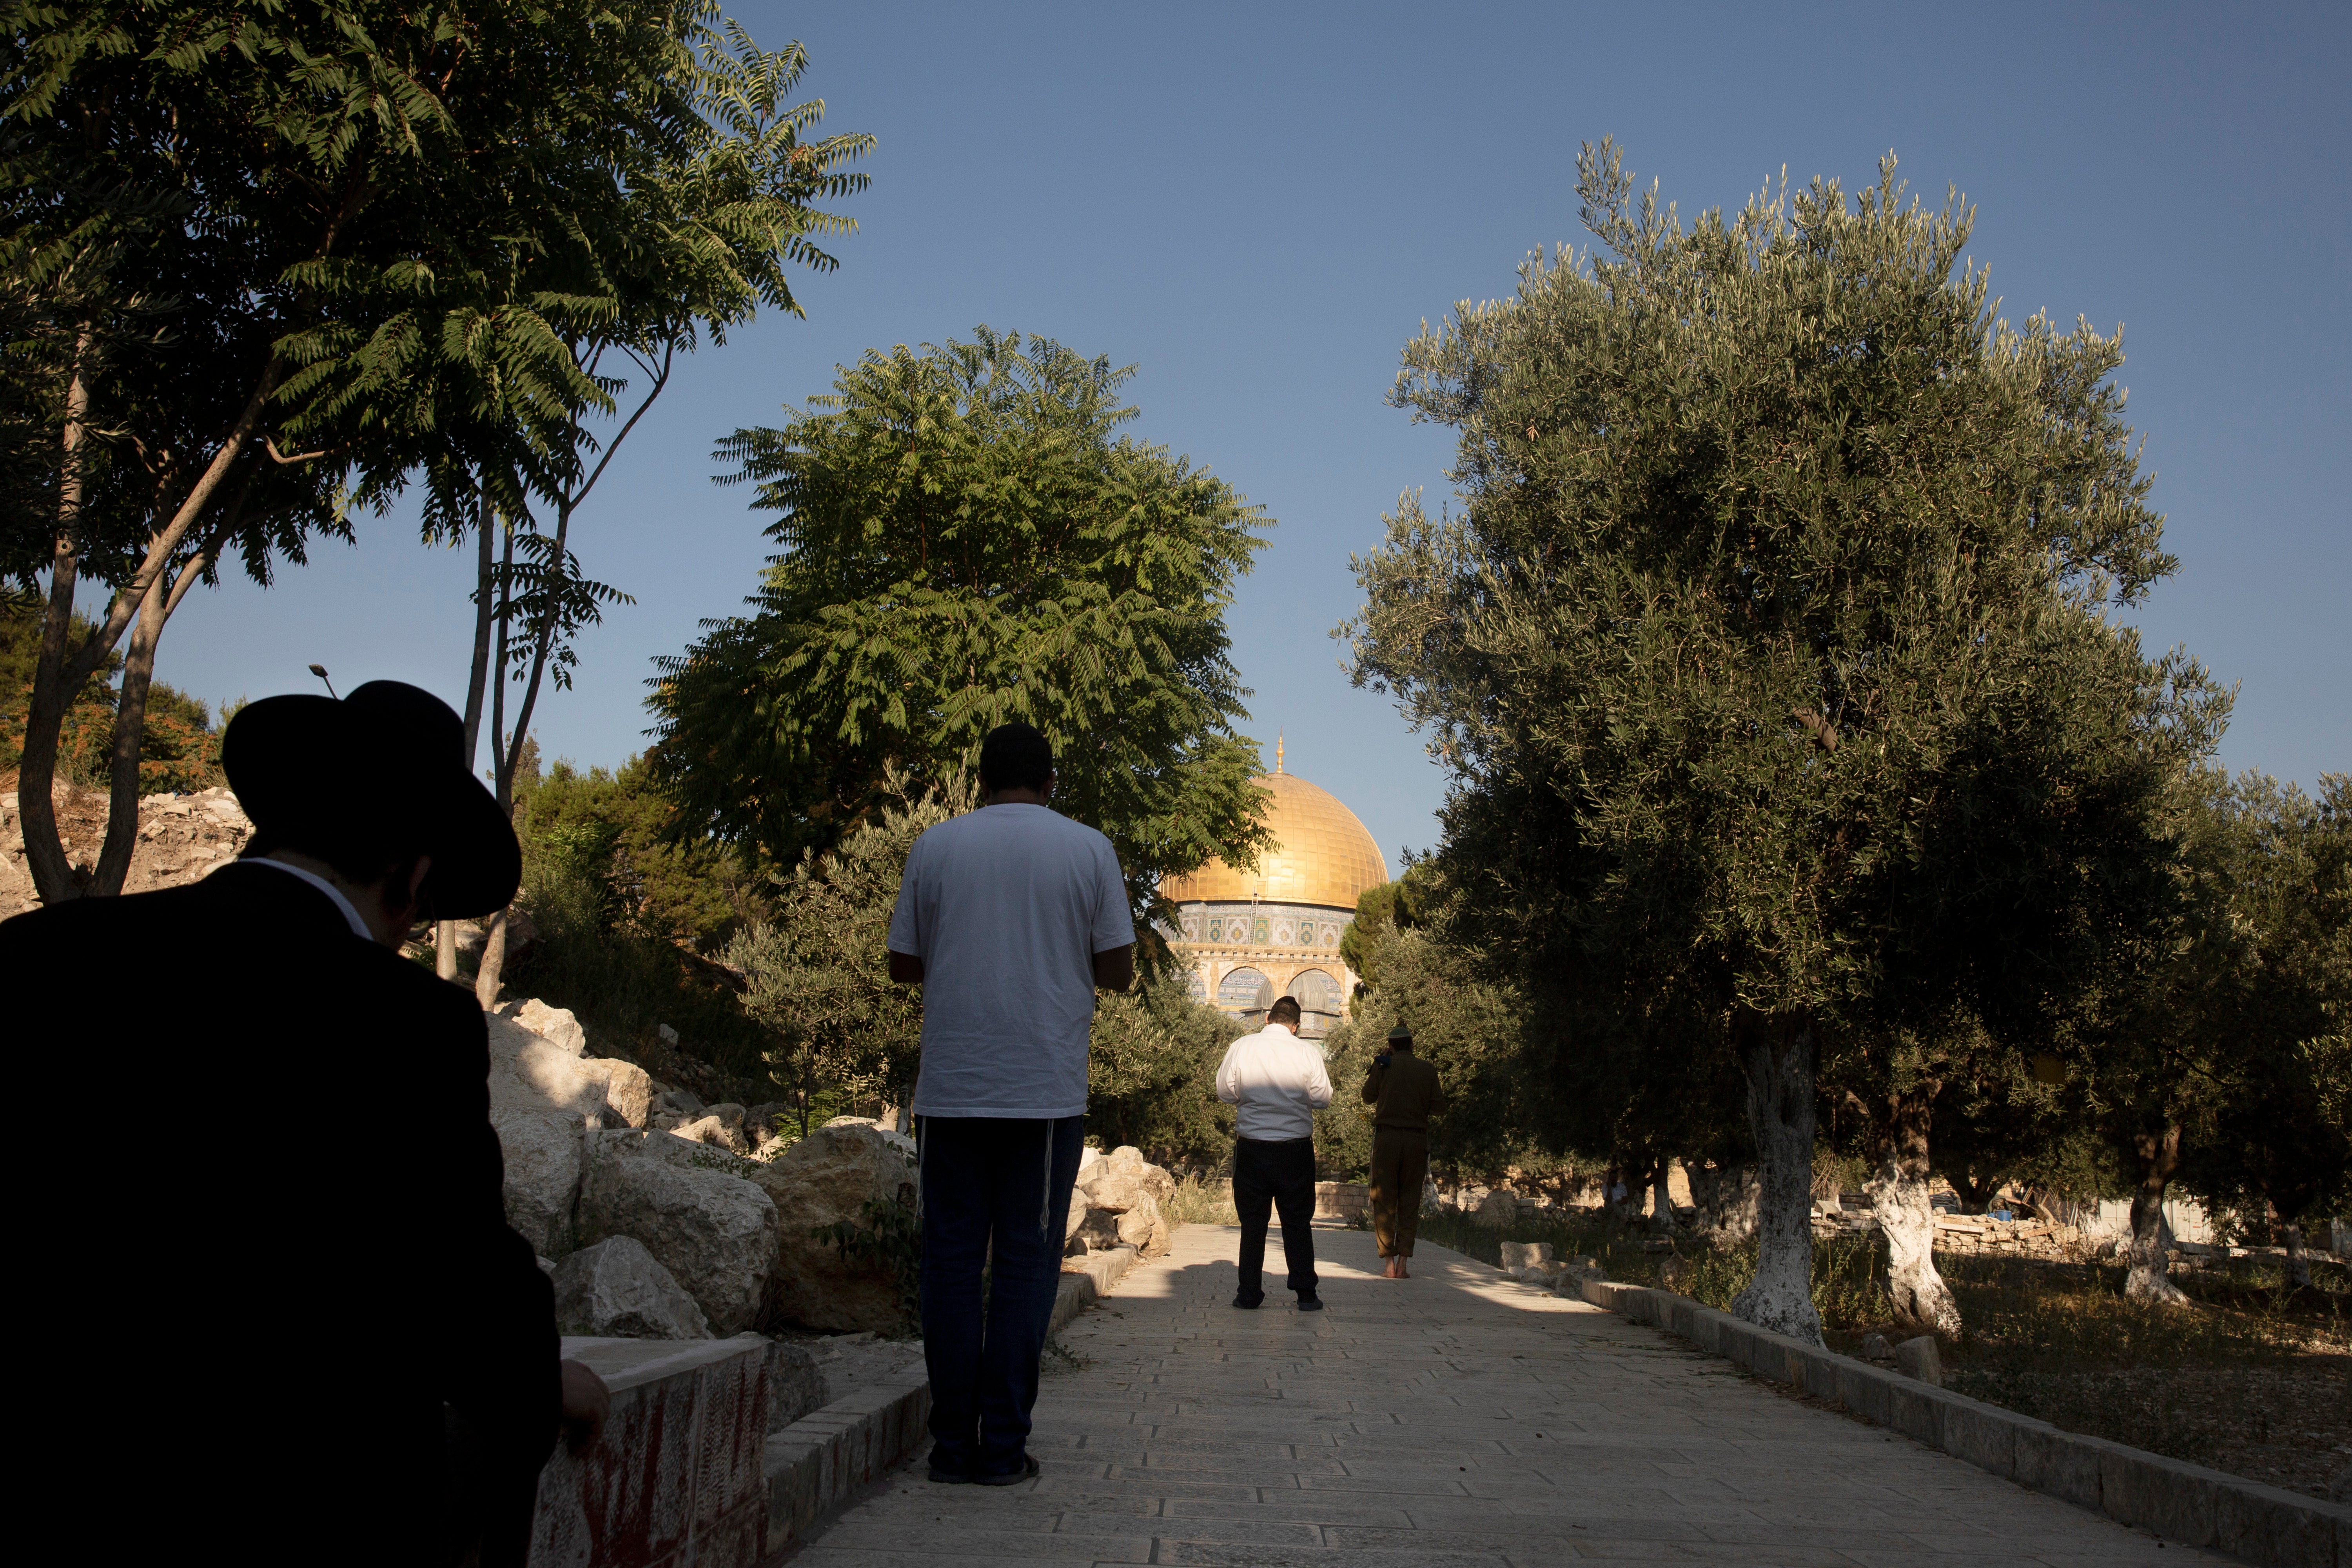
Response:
[793,1223,2228,1566]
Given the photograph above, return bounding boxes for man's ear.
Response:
[403,854,434,917]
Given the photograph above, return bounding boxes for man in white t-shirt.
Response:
[1214,995,1334,1310]
[887,722,1135,1485]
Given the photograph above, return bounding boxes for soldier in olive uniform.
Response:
[1362,1023,1446,1278]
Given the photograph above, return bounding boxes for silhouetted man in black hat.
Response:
[2,681,604,1566]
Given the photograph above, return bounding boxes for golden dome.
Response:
[1161,768,1389,912]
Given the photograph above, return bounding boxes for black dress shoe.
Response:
[973,1454,1041,1487]
[1297,1294,1325,1311]
[1232,1292,1264,1309]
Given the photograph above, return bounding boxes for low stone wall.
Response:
[530,1336,771,1568]
[1210,1177,1368,1222]
[1566,1278,2347,1568]
[530,1243,1151,1566]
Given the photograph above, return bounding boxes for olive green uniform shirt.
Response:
[1361,1051,1446,1130]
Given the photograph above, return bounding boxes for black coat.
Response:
[1,860,557,1562]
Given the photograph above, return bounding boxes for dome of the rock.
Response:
[1159,748,1388,1038]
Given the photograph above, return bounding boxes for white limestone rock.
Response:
[577,1133,777,1335]
[676,1114,753,1156]
[514,998,588,1057]
[485,1012,608,1122]
[495,1109,583,1257]
[586,1058,655,1129]
[552,1236,713,1339]
[748,1123,916,1334]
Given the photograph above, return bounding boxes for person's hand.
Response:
[559,1359,611,1455]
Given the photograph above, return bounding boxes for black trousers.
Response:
[1233,1136,1318,1299]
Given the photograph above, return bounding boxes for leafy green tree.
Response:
[651,328,1274,934]
[446,18,869,1001]
[515,755,764,948]
[1339,862,1434,989]
[1342,142,2211,1343]
[724,772,958,1134]
[1316,920,1528,1183]
[3,0,865,909]
[2177,772,2352,1290]
[1087,975,1245,1167]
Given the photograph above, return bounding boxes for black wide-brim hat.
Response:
[221,681,521,919]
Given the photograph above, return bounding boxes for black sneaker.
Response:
[1297,1294,1325,1312]
[973,1454,1041,1487]
[1232,1292,1264,1310]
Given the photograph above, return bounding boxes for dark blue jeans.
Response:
[917,1113,1084,1478]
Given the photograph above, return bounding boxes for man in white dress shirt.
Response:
[1214,995,1335,1310]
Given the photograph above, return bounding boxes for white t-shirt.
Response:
[888,803,1135,1118]
[1214,1022,1334,1141]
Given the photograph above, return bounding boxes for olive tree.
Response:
[1344,142,2206,1343]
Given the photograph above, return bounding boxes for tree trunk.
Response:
[2124,1124,2190,1305]
[18,330,96,903]
[88,566,169,895]
[1731,1016,1825,1346]
[439,497,501,982]
[474,908,508,1008]
[1688,1162,1760,1243]
[1649,1159,1679,1234]
[20,356,280,904]
[1947,1167,2006,1215]
[2281,1222,2311,1291]
[1863,1086,1961,1336]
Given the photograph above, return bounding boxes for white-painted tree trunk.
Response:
[1731,1021,1824,1346]
[1649,1162,1679,1234]
[1866,1156,1961,1334]
[2282,1223,2311,1290]
[2122,1125,2190,1305]
[2123,1185,2190,1304]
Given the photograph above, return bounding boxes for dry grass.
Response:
[1165,1174,1240,1226]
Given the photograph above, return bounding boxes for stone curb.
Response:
[1566,1277,2348,1568]
[758,1242,1146,1562]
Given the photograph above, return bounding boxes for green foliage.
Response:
[1341,140,2217,1217]
[651,327,1274,936]
[3,0,868,872]
[516,754,761,947]
[2177,772,2352,1232]
[1338,862,1434,986]
[724,772,955,1117]
[502,748,775,1090]
[1316,922,1532,1179]
[1087,973,1246,1168]
[0,602,218,790]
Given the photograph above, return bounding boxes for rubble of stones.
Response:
[0,778,255,918]
[493,995,1177,1349]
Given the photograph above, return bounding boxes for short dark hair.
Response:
[1267,995,1303,1026]
[243,818,432,909]
[979,722,1053,793]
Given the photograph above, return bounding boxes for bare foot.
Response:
[1396,1258,1410,1279]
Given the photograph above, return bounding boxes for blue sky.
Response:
[154,1,2348,871]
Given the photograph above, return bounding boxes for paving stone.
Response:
[788,1224,2234,1567]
